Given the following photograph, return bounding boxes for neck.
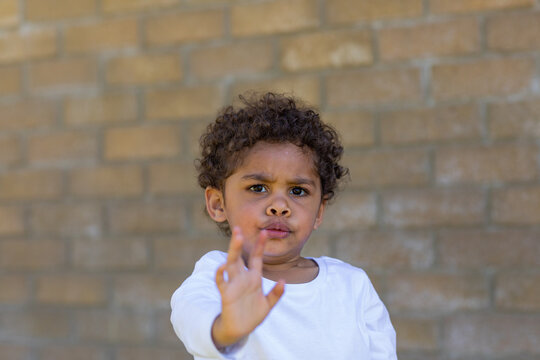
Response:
[261,256,319,284]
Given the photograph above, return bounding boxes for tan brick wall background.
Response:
[1,0,539,359]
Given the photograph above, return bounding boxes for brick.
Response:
[327,0,423,24]
[65,18,138,54]
[0,28,56,64]
[30,203,101,238]
[77,310,152,343]
[106,54,182,85]
[382,189,484,227]
[282,30,372,72]
[396,355,439,360]
[0,170,63,200]
[321,192,376,230]
[70,165,143,198]
[436,144,538,184]
[191,42,274,80]
[146,86,223,120]
[0,65,20,95]
[26,0,95,21]
[108,202,185,235]
[438,229,540,268]
[189,120,211,156]
[444,314,540,356]
[430,0,533,14]
[335,231,434,269]
[488,99,540,139]
[0,135,21,167]
[0,205,24,236]
[104,125,181,160]
[231,0,318,37]
[387,273,488,312]
[40,346,108,360]
[0,240,65,269]
[393,317,438,351]
[115,347,191,360]
[156,310,183,344]
[0,344,30,360]
[145,10,224,46]
[496,273,540,311]
[149,162,198,195]
[73,238,148,270]
[492,186,540,225]
[1,310,70,339]
[183,0,233,3]
[379,18,479,61]
[36,275,106,306]
[322,111,374,148]
[0,99,57,131]
[232,76,321,107]
[0,0,18,28]
[103,0,177,13]
[113,275,181,309]
[154,236,225,270]
[345,150,429,188]
[0,275,27,304]
[432,58,535,100]
[327,68,421,107]
[28,131,98,165]
[488,12,540,51]
[64,93,137,126]
[380,104,482,145]
[29,58,97,90]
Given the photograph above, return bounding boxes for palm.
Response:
[213,227,285,347]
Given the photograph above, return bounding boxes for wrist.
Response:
[211,314,245,349]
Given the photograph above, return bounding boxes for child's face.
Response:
[205,141,325,264]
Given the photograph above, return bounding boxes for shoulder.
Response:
[174,250,226,295]
[317,255,368,277]
[193,250,227,272]
[315,256,373,290]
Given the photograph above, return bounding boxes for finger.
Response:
[266,279,285,309]
[248,230,267,271]
[215,264,227,293]
[226,227,243,263]
[225,227,244,278]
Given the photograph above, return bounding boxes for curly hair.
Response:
[196,92,349,234]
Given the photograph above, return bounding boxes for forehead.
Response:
[233,142,319,179]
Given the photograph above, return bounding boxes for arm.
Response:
[361,276,397,360]
[170,252,226,358]
[170,227,284,358]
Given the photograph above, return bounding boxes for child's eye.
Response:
[249,184,267,193]
[290,187,308,196]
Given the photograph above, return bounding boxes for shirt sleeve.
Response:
[170,252,247,360]
[360,274,398,360]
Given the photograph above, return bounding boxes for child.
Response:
[170,93,397,359]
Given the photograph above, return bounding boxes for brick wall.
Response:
[1,0,539,359]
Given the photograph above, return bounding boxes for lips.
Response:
[262,222,291,239]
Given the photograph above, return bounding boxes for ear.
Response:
[205,186,227,222]
[313,199,326,230]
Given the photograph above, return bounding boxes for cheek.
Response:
[226,200,260,224]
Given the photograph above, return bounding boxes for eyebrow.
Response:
[241,173,317,187]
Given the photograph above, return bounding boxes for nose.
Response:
[266,197,291,217]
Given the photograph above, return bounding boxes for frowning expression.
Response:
[206,141,326,265]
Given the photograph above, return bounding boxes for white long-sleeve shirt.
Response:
[171,251,397,360]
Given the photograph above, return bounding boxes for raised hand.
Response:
[211,226,285,348]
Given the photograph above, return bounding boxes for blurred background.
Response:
[1,0,540,359]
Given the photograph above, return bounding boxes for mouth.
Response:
[262,223,291,239]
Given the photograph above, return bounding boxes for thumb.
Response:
[266,280,285,309]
